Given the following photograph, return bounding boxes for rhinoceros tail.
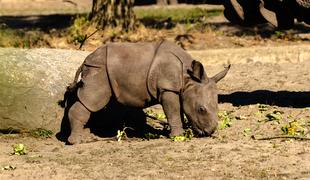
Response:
[58,64,83,108]
[67,64,83,92]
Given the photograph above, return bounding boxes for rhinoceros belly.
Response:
[107,42,157,107]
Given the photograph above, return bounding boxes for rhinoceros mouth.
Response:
[190,122,208,137]
[184,114,213,137]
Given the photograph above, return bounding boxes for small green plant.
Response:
[272,31,285,39]
[12,144,27,155]
[281,119,306,136]
[29,128,53,138]
[171,129,193,141]
[116,127,134,142]
[272,30,297,41]
[257,104,269,112]
[218,111,235,130]
[265,110,283,123]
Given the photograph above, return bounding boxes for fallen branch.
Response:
[79,29,99,50]
[253,135,310,141]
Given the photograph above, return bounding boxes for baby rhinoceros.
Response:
[65,40,230,144]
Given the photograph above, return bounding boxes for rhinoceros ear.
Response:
[188,60,206,82]
[211,64,231,83]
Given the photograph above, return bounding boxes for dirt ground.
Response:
[1,1,310,180]
[1,60,310,179]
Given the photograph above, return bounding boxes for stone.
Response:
[0,48,89,132]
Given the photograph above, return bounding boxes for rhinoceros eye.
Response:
[198,106,207,114]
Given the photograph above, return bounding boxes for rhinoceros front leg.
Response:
[161,91,184,137]
[68,101,97,144]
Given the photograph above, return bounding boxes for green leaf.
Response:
[171,129,193,141]
[12,144,26,155]
[265,111,283,122]
[218,111,234,130]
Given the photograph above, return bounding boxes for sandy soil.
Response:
[0,60,309,180]
[0,1,310,180]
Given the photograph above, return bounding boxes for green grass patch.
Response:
[29,128,53,138]
[0,27,45,48]
[68,15,89,44]
[135,8,222,24]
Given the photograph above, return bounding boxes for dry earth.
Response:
[0,1,310,180]
[0,54,309,180]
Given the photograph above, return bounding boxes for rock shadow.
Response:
[219,90,310,108]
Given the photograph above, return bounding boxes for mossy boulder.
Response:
[0,48,89,132]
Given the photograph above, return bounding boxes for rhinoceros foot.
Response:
[169,128,185,137]
[68,128,99,145]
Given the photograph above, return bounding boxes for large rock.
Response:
[0,48,89,132]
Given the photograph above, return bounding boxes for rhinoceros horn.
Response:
[211,64,231,83]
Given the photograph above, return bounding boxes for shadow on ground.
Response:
[206,20,310,40]
[0,14,79,29]
[219,90,310,108]
[56,89,168,143]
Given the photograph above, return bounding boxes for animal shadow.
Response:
[219,90,310,108]
[56,90,167,143]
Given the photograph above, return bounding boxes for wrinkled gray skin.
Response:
[65,40,230,144]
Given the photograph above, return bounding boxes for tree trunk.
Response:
[157,0,168,5]
[90,0,136,31]
[169,0,178,5]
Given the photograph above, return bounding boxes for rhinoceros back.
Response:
[147,40,193,99]
[107,42,158,107]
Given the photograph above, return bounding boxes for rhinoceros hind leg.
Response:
[68,101,97,144]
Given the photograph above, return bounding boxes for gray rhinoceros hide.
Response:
[77,40,192,112]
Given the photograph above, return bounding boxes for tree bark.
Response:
[169,0,178,5]
[157,0,168,5]
[90,0,136,31]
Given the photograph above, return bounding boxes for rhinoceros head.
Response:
[182,60,230,136]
